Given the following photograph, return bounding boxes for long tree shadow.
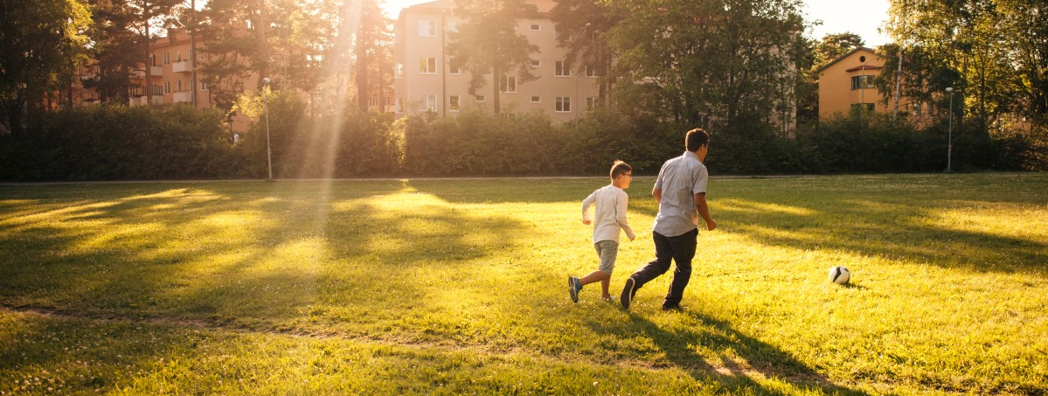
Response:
[586,310,867,395]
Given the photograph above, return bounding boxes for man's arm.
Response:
[652,187,662,203]
[693,192,716,231]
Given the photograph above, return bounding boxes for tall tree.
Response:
[813,32,865,70]
[605,0,806,131]
[0,0,91,136]
[129,0,181,105]
[447,0,540,115]
[549,0,620,101]
[354,0,390,112]
[85,0,143,105]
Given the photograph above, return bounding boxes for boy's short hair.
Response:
[610,160,632,180]
[686,128,710,152]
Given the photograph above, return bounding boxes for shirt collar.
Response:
[683,151,700,161]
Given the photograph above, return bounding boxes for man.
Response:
[621,128,716,311]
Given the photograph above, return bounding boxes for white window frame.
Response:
[419,58,437,74]
[449,60,462,75]
[418,94,437,112]
[395,63,404,79]
[200,81,208,91]
[475,95,485,102]
[499,76,517,93]
[176,80,182,92]
[163,52,169,65]
[555,96,572,113]
[164,82,170,94]
[555,61,571,77]
[530,23,540,31]
[419,20,436,37]
[449,95,460,112]
[586,64,599,78]
[531,96,541,103]
[530,60,541,68]
[586,97,597,111]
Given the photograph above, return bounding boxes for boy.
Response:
[569,160,636,302]
[621,128,716,311]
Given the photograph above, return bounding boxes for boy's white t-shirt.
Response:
[582,185,636,243]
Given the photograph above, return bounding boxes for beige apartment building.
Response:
[394,0,601,124]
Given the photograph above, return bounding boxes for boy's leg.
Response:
[579,270,610,286]
[599,278,611,300]
[663,229,698,309]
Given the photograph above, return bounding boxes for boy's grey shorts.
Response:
[594,240,619,274]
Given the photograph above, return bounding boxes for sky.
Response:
[379,0,893,47]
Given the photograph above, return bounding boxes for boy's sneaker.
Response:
[568,276,582,303]
[620,278,636,310]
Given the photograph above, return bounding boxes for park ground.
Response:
[1,173,1046,395]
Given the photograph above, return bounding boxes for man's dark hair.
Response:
[610,160,632,180]
[686,128,710,152]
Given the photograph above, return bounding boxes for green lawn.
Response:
[1,174,1046,395]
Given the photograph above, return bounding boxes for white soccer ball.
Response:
[828,266,850,285]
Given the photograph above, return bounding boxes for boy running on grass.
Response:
[569,160,636,302]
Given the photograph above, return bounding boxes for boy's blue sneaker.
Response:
[568,276,582,303]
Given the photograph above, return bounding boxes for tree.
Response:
[84,0,143,105]
[813,32,865,70]
[354,0,390,112]
[605,0,807,133]
[447,0,541,115]
[128,0,181,105]
[549,0,621,102]
[0,0,91,136]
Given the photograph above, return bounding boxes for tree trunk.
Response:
[144,15,152,105]
[492,64,500,114]
[357,34,369,113]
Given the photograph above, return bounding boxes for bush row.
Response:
[1,101,1044,181]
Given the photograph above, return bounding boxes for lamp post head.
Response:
[946,87,953,93]
[263,77,271,85]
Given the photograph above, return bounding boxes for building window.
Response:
[912,102,922,116]
[499,76,517,93]
[419,94,436,112]
[554,26,568,41]
[449,59,462,75]
[530,60,540,68]
[176,51,182,62]
[531,96,541,103]
[419,20,436,37]
[201,81,208,91]
[369,97,378,107]
[419,58,436,74]
[530,23,540,31]
[164,82,170,94]
[449,95,460,111]
[475,95,485,102]
[395,63,403,79]
[555,61,570,77]
[163,52,169,65]
[851,75,874,90]
[177,80,182,92]
[586,64,599,78]
[851,103,875,112]
[555,96,571,112]
[150,54,156,66]
[586,97,597,110]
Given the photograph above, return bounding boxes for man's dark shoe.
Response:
[620,278,636,310]
[661,304,682,311]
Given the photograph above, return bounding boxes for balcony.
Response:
[129,96,146,106]
[173,91,193,103]
[132,66,163,79]
[172,60,193,73]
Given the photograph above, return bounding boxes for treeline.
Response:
[2,100,1044,181]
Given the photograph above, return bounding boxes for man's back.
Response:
[652,151,708,237]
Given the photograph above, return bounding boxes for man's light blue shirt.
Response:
[652,151,708,237]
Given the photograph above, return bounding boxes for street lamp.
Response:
[946,86,954,172]
[263,77,273,180]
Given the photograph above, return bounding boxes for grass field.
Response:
[1,173,1046,395]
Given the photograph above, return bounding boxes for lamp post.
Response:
[946,86,954,172]
[263,77,273,180]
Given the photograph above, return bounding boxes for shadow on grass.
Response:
[585,310,867,395]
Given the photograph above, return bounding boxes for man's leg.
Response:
[663,229,698,309]
[622,232,673,309]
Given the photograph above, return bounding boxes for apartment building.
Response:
[393,0,601,124]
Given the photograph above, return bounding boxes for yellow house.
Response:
[817,47,891,118]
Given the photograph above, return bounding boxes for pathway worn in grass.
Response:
[1,174,1046,395]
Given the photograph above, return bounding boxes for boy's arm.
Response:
[581,191,597,225]
[617,192,636,241]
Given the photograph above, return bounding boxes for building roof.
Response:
[816,46,878,74]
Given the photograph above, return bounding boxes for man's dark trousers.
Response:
[628,229,698,308]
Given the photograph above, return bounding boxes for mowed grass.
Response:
[1,174,1046,395]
